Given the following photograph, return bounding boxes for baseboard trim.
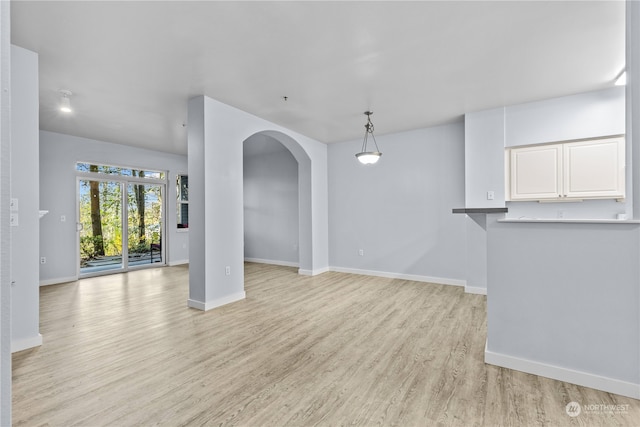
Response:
[12,334,43,353]
[168,259,189,266]
[187,291,246,311]
[464,285,487,295]
[298,267,330,276]
[245,258,299,268]
[485,344,640,399]
[40,276,78,286]
[329,266,466,287]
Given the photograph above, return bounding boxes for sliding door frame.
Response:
[76,171,166,279]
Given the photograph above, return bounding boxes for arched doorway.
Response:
[187,95,327,311]
[242,130,312,273]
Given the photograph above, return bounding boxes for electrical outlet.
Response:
[60,215,66,222]
[40,257,46,264]
[225,266,231,276]
[487,191,495,200]
[358,249,364,256]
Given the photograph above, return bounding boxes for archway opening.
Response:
[243,134,299,266]
[242,130,312,273]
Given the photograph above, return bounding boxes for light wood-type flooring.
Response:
[13,263,640,426]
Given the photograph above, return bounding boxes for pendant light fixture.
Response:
[356,111,382,165]
[59,90,73,113]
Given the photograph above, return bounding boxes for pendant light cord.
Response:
[361,112,381,153]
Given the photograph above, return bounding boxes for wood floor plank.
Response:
[12,263,640,426]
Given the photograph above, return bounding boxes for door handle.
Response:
[76,223,83,232]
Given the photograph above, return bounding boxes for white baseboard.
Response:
[329,266,466,288]
[40,275,78,286]
[485,343,640,399]
[168,259,189,266]
[298,266,330,276]
[464,285,487,295]
[245,258,299,268]
[187,291,246,311]
[248,263,468,290]
[12,334,43,353]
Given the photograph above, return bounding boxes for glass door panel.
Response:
[79,179,123,275]
[127,183,163,266]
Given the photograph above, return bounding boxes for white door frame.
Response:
[75,173,166,278]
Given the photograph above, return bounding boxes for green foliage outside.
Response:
[79,179,162,267]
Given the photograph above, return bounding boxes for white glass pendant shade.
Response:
[356,151,382,164]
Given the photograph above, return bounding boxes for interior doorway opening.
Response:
[243,133,299,267]
[241,130,313,273]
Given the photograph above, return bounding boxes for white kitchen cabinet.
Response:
[509,144,562,200]
[563,137,625,199]
[508,136,625,201]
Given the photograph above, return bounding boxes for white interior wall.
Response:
[328,123,466,284]
[465,214,487,293]
[243,134,299,266]
[465,107,506,208]
[486,220,640,398]
[0,1,11,422]
[504,87,625,147]
[463,108,505,294]
[10,45,40,353]
[39,131,188,285]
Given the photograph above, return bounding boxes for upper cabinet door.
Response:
[563,137,625,199]
[510,144,563,200]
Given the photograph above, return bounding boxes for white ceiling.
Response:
[11,1,625,155]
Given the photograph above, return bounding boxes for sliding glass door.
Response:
[127,183,163,267]
[77,164,166,277]
[79,179,124,274]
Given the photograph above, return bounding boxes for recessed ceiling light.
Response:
[59,90,73,113]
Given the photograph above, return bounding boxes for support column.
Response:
[187,96,245,310]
